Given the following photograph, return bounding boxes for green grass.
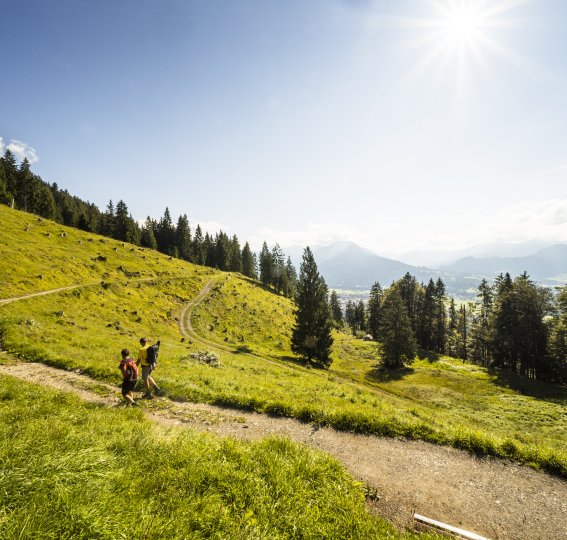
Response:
[0,375,435,539]
[1,204,567,478]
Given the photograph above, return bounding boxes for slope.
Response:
[1,204,566,478]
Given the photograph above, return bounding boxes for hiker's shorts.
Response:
[142,365,153,380]
[122,379,137,395]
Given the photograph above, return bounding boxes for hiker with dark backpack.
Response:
[137,337,162,399]
[119,348,139,406]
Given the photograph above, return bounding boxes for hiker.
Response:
[137,337,161,399]
[118,348,139,406]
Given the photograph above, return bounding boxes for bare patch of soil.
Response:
[1,358,565,540]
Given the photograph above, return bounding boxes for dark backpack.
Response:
[146,341,160,367]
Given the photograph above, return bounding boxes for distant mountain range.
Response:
[439,244,567,281]
[287,241,567,298]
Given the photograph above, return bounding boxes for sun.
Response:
[443,3,486,42]
[401,0,529,88]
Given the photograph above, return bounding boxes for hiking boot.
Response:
[143,392,154,400]
[154,386,164,397]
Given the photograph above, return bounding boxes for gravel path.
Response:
[1,358,566,540]
[2,282,567,539]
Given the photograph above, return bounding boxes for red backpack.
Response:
[121,357,139,381]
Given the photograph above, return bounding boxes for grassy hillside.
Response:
[1,375,436,539]
[1,204,566,478]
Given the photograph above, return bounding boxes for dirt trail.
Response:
[1,281,567,539]
[1,358,566,540]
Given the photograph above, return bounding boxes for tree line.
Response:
[330,272,566,383]
[2,149,565,381]
[0,149,297,298]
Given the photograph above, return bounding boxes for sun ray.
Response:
[393,0,537,92]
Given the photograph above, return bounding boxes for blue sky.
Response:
[2,0,567,262]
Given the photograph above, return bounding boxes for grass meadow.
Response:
[1,375,438,539]
[1,205,566,479]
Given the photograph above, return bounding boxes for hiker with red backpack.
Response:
[119,348,139,406]
[137,337,162,399]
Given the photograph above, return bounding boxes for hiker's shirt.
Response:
[138,345,150,366]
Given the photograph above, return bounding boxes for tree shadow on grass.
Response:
[420,350,441,363]
[366,366,415,383]
[489,368,567,404]
[234,345,253,354]
[276,355,330,369]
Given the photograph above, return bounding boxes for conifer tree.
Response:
[193,225,205,265]
[0,158,10,204]
[32,183,57,219]
[259,242,274,288]
[15,158,33,211]
[355,300,366,334]
[379,287,416,369]
[366,282,383,340]
[285,256,297,298]
[490,273,515,370]
[2,149,18,201]
[114,200,133,242]
[271,244,286,292]
[418,279,436,350]
[141,217,158,250]
[397,272,421,334]
[434,278,447,353]
[157,207,176,255]
[329,290,343,326]
[230,234,242,272]
[291,247,333,368]
[204,233,216,267]
[241,242,257,278]
[344,300,356,333]
[470,278,493,366]
[547,286,567,383]
[175,214,192,261]
[100,200,115,238]
[215,231,231,271]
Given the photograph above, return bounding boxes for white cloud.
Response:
[0,137,4,154]
[413,198,567,253]
[534,164,567,177]
[5,139,39,164]
[249,222,360,251]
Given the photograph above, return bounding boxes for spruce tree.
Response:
[329,290,343,326]
[157,207,176,255]
[379,287,416,369]
[215,231,231,271]
[434,278,447,353]
[355,300,366,334]
[175,214,192,261]
[470,279,493,366]
[2,149,18,202]
[345,300,356,334]
[241,242,257,279]
[32,183,57,219]
[0,159,10,204]
[193,225,205,265]
[284,257,297,298]
[291,247,333,368]
[366,282,383,340]
[271,244,286,292]
[100,200,115,238]
[230,235,242,272]
[259,242,274,288]
[141,217,158,250]
[548,287,567,383]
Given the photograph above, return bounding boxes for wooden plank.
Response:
[413,513,490,540]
